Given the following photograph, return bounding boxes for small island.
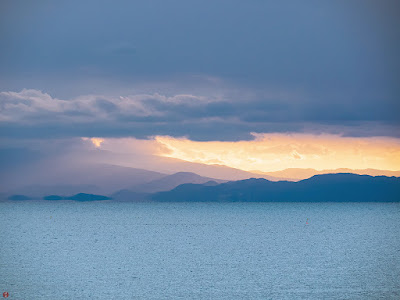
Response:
[43,193,111,201]
[8,195,34,201]
[43,195,64,200]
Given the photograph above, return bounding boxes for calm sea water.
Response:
[1,201,399,299]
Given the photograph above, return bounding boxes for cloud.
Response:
[0,89,213,124]
[0,88,399,141]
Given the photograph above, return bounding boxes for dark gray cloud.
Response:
[1,1,399,90]
[0,1,399,140]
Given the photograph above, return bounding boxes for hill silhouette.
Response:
[152,174,400,202]
[112,172,225,200]
[43,193,111,201]
[127,172,226,193]
[254,168,400,181]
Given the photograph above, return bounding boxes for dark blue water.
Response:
[1,201,399,299]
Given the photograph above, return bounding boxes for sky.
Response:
[1,0,399,179]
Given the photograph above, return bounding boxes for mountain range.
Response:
[1,158,286,197]
[127,172,226,193]
[6,173,399,203]
[152,173,400,202]
[251,168,400,180]
[111,172,224,201]
[2,152,400,201]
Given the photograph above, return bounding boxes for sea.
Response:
[0,201,399,299]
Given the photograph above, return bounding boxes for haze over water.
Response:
[1,201,399,299]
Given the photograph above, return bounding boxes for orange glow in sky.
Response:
[82,137,104,148]
[154,133,400,172]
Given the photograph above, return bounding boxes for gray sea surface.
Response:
[0,201,399,299]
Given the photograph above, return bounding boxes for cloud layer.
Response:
[1,89,399,141]
[1,2,398,141]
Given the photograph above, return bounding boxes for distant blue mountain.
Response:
[111,172,226,201]
[152,174,400,202]
[127,172,226,193]
[43,193,111,201]
[8,194,34,201]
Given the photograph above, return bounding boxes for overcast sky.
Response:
[1,1,399,175]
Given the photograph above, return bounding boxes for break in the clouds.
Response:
[154,133,400,172]
[1,88,399,141]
